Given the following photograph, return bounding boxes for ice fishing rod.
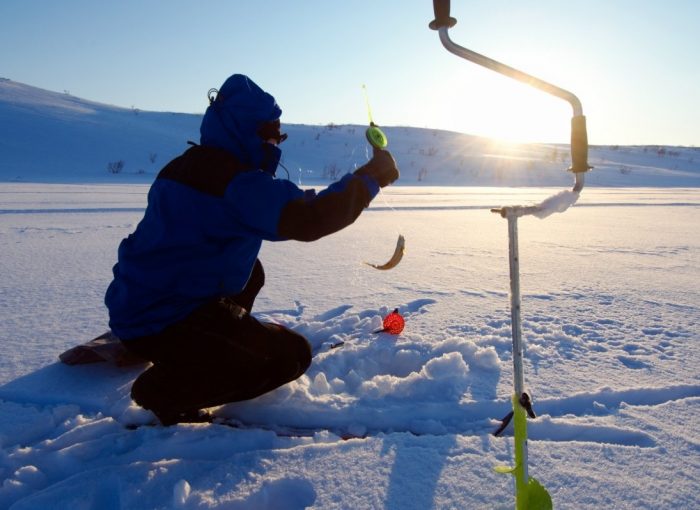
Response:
[362,84,389,150]
[361,85,405,271]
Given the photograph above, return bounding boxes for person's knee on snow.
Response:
[290,331,312,379]
[267,324,312,383]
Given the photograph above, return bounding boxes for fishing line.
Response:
[362,84,374,124]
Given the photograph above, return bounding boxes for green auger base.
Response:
[527,477,553,510]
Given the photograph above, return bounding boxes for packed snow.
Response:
[0,80,699,509]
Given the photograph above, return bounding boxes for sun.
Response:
[436,67,576,144]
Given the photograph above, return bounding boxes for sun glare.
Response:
[440,68,575,144]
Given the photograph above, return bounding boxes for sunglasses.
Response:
[258,119,288,145]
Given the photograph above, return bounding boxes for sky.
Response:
[1,0,699,146]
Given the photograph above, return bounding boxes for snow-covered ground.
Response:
[1,183,698,509]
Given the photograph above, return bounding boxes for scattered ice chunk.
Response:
[172,479,191,507]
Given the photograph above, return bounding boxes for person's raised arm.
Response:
[278,149,398,242]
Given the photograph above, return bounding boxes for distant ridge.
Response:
[1,79,698,186]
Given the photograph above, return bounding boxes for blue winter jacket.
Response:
[105,144,379,339]
[105,77,380,339]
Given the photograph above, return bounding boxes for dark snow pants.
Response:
[123,260,312,425]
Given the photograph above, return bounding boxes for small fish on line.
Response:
[365,234,405,270]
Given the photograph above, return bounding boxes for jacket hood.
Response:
[199,74,282,171]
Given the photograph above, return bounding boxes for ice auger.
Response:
[429,2,592,508]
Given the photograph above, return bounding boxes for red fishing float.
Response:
[374,308,405,335]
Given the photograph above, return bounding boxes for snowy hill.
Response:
[1,78,699,186]
[1,183,699,508]
[0,79,199,183]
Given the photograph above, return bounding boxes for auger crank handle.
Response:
[429,0,591,190]
[429,0,457,30]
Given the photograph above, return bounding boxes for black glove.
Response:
[354,148,399,188]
